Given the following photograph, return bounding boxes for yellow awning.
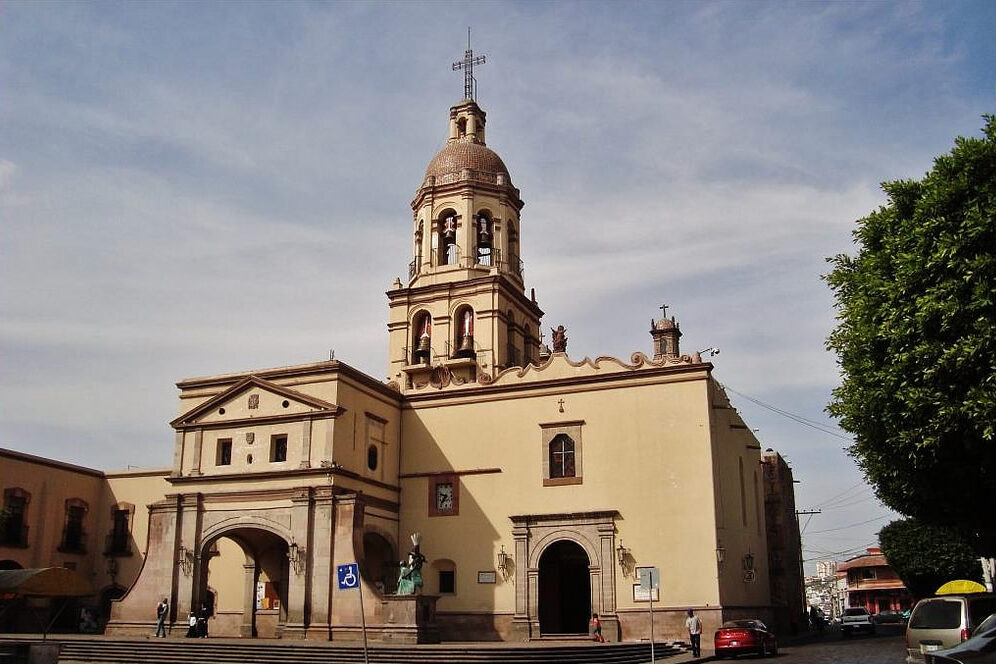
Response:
[0,567,94,597]
[936,579,987,595]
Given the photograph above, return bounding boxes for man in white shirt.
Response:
[685,608,702,657]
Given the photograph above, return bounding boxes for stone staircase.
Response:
[0,637,690,664]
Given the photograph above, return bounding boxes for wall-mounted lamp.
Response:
[177,545,194,576]
[497,545,511,579]
[288,543,307,576]
[743,551,755,572]
[697,347,721,358]
[716,546,726,565]
[616,540,630,569]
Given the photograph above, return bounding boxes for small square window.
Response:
[270,435,288,463]
[217,439,232,466]
[438,570,455,594]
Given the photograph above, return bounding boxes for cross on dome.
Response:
[452,27,486,100]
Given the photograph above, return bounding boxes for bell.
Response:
[459,334,474,354]
[414,333,431,364]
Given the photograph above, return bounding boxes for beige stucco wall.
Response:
[397,365,728,620]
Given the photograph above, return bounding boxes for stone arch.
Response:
[410,309,433,364]
[452,303,475,358]
[529,529,601,571]
[200,516,295,551]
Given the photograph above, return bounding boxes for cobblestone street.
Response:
[717,625,907,664]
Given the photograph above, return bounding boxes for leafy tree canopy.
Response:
[826,115,996,552]
[879,519,982,600]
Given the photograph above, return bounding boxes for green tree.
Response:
[879,519,983,600]
[826,114,996,552]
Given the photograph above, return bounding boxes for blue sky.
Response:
[2,1,994,571]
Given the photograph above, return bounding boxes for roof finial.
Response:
[452,27,486,101]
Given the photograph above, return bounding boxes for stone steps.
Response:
[20,637,689,664]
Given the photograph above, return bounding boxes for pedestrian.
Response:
[590,612,605,642]
[685,608,702,657]
[197,604,209,638]
[185,613,197,638]
[155,597,168,637]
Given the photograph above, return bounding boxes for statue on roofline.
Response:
[551,325,568,353]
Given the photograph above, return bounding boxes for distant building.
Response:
[837,547,913,614]
[761,450,806,633]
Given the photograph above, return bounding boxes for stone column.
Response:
[171,431,185,477]
[283,488,312,638]
[190,429,203,476]
[240,562,257,638]
[299,418,312,469]
[307,486,334,639]
[174,493,203,618]
[597,522,620,642]
[510,524,530,640]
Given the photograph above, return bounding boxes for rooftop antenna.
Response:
[452,27,486,100]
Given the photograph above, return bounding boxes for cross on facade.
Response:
[557,399,565,413]
[452,27,486,100]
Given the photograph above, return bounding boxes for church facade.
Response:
[2,84,795,643]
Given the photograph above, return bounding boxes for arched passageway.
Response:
[538,540,591,634]
[361,531,397,595]
[199,528,289,638]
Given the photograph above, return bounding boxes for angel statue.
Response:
[396,532,427,595]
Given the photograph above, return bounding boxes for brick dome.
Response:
[424,140,511,185]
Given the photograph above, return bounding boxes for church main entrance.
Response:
[538,540,591,635]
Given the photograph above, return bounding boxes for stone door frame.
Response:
[509,510,620,641]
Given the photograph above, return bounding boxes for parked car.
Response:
[714,619,778,658]
[878,610,908,624]
[926,612,996,664]
[842,607,876,637]
[906,594,996,664]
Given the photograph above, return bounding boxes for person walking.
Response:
[197,604,209,638]
[154,598,168,637]
[185,613,197,638]
[590,613,605,642]
[685,608,702,657]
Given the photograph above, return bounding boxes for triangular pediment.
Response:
[171,375,340,429]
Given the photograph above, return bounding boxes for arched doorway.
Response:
[538,540,591,634]
[199,528,289,638]
[99,585,126,630]
[361,531,397,595]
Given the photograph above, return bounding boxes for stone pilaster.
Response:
[282,488,312,638]
[298,418,312,469]
[189,429,203,476]
[240,563,257,638]
[175,493,203,618]
[305,486,334,639]
[510,524,530,640]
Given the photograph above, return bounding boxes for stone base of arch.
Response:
[508,510,620,642]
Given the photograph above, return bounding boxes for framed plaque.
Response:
[477,571,497,584]
[633,583,659,602]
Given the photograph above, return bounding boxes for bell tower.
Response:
[387,43,543,391]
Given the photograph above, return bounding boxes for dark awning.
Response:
[0,567,94,597]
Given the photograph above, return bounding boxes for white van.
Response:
[905,594,996,663]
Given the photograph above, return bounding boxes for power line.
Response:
[805,515,891,535]
[718,382,852,441]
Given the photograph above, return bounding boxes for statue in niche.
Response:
[551,325,568,353]
[396,532,426,595]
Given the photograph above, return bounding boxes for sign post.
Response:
[338,563,369,664]
[638,567,660,663]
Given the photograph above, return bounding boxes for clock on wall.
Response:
[436,482,454,512]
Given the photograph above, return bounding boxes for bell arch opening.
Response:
[538,539,591,635]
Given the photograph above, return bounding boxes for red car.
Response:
[714,619,778,658]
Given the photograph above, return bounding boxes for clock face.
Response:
[436,483,454,511]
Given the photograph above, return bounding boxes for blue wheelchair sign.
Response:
[337,563,360,590]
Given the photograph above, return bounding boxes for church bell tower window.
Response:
[413,311,432,364]
[437,213,458,266]
[476,213,493,266]
[454,306,475,359]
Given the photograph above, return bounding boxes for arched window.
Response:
[549,434,576,479]
[436,211,458,266]
[457,117,467,138]
[1,488,30,547]
[475,211,493,266]
[412,311,432,364]
[432,558,456,594]
[367,445,379,471]
[59,498,89,554]
[453,305,475,358]
[505,312,519,367]
[507,222,521,276]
